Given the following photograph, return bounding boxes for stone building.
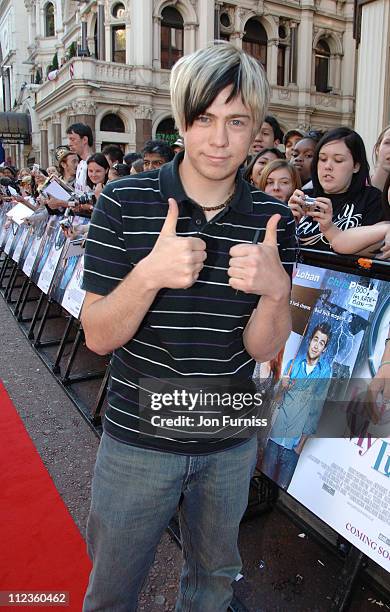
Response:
[1,0,358,166]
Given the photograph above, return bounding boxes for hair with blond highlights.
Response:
[170,42,269,134]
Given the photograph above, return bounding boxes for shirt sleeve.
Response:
[361,187,384,225]
[81,183,132,296]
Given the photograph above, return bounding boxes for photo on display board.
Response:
[253,261,390,573]
[255,264,382,491]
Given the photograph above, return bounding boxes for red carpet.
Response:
[0,382,92,611]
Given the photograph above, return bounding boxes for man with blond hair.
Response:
[81,42,296,611]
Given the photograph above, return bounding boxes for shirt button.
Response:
[195,219,202,226]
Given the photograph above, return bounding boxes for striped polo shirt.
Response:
[82,153,297,454]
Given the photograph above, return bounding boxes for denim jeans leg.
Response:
[83,433,185,612]
[278,446,299,489]
[261,439,280,481]
[175,437,258,612]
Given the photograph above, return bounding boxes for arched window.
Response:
[100,114,125,132]
[315,39,331,93]
[156,117,177,145]
[161,6,183,70]
[45,3,55,37]
[112,2,125,19]
[242,19,267,69]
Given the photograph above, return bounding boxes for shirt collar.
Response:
[159,152,253,214]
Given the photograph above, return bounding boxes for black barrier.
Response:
[0,203,389,610]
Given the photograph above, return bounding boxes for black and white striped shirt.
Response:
[82,154,297,454]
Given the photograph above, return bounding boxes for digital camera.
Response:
[301,195,317,214]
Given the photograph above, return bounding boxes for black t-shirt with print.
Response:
[296,185,383,254]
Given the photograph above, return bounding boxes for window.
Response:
[112,25,126,64]
[100,114,125,132]
[277,45,286,86]
[112,3,125,19]
[161,6,183,70]
[242,19,267,69]
[315,39,331,93]
[45,3,55,37]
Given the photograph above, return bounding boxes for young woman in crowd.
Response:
[290,137,317,189]
[371,124,390,191]
[60,152,109,239]
[87,153,109,195]
[288,127,383,253]
[257,160,301,203]
[244,147,285,187]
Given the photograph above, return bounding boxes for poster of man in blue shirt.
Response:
[262,322,332,489]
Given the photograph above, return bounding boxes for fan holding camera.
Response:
[288,127,383,252]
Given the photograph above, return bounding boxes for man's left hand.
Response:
[227,214,290,300]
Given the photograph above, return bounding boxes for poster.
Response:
[37,220,67,294]
[287,438,390,571]
[10,224,29,263]
[61,255,85,319]
[257,262,390,572]
[30,217,62,285]
[3,224,17,255]
[0,201,13,249]
[50,240,84,306]
[22,216,48,278]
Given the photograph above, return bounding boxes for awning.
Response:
[0,112,31,144]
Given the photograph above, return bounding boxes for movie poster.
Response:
[256,262,390,572]
[10,224,29,264]
[3,223,17,255]
[61,255,85,319]
[30,217,62,286]
[22,217,48,278]
[50,240,84,307]
[37,219,67,294]
[0,201,13,249]
[17,226,36,270]
[287,437,390,571]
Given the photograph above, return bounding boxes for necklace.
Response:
[195,190,236,212]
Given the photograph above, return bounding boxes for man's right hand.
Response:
[142,198,207,290]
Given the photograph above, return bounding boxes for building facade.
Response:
[1,0,358,166]
[354,0,390,160]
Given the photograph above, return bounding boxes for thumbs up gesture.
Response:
[144,198,207,290]
[228,214,290,298]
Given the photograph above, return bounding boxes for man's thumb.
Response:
[160,198,179,236]
[263,214,280,246]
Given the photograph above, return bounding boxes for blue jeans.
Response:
[83,433,258,612]
[261,439,299,490]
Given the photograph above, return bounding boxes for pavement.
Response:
[0,279,389,612]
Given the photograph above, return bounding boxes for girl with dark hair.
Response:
[68,153,109,216]
[244,147,285,187]
[87,153,109,192]
[288,127,383,253]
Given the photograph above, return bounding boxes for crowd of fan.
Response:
[1,117,389,258]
